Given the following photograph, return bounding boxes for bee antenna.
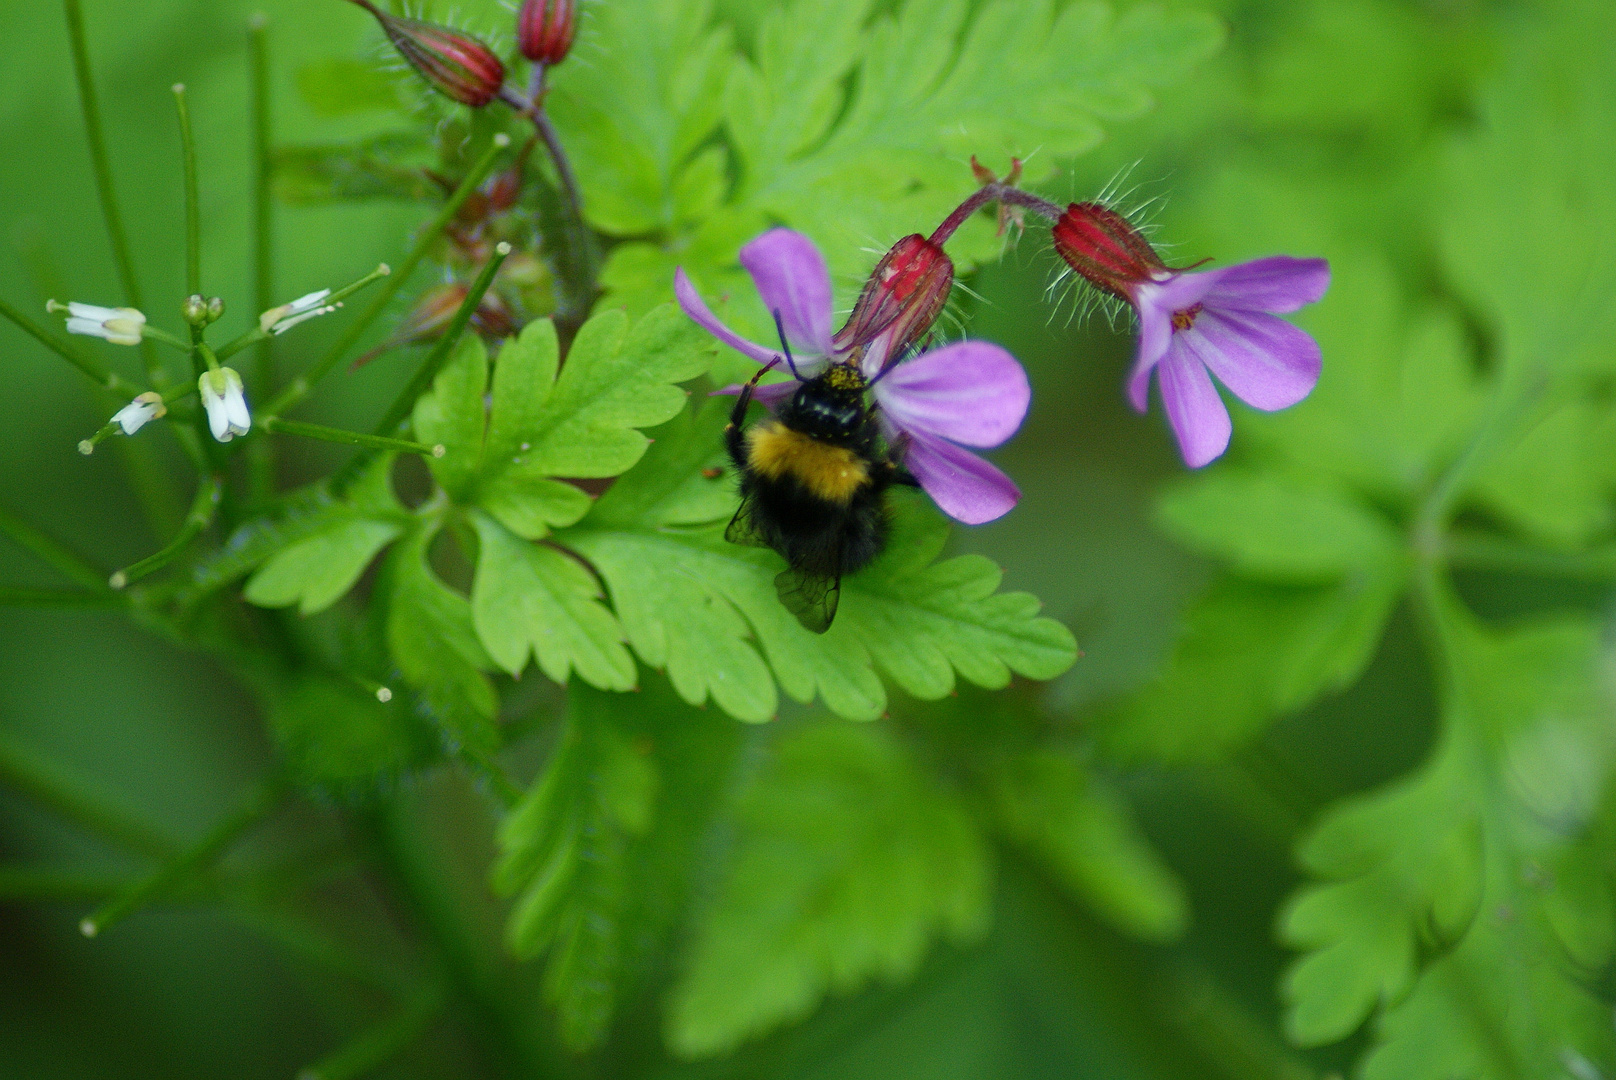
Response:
[772,310,804,380]
[867,334,928,387]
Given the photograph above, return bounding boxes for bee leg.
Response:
[726,360,779,469]
[881,429,922,487]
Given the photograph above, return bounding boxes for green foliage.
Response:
[569,0,1223,321]
[562,400,1078,723]
[664,720,991,1057]
[269,673,437,792]
[989,749,1187,940]
[1281,609,1616,1077]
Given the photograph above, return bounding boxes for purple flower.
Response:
[1129,258,1331,467]
[675,228,1030,525]
[1052,202,1330,468]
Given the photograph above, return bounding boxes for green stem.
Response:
[296,986,448,1080]
[0,504,109,592]
[248,14,275,504]
[141,325,194,352]
[1446,531,1616,581]
[110,473,222,589]
[227,904,415,997]
[373,244,509,440]
[215,263,392,362]
[0,731,176,860]
[262,136,510,417]
[62,0,163,385]
[198,339,223,373]
[80,774,288,938]
[173,83,202,297]
[368,799,545,1076]
[259,416,445,458]
[0,867,133,902]
[0,587,121,607]
[0,298,143,396]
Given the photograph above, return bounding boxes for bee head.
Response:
[782,362,868,442]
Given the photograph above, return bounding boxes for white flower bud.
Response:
[112,392,167,435]
[259,289,337,335]
[48,300,147,346]
[199,367,251,442]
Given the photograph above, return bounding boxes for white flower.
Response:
[259,289,338,335]
[48,300,146,346]
[199,367,251,442]
[112,392,167,435]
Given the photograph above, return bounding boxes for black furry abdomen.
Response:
[737,471,891,579]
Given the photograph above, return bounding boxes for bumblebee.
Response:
[725,355,914,633]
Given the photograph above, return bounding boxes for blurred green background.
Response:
[0,0,1588,1077]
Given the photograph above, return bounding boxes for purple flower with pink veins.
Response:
[675,228,1031,525]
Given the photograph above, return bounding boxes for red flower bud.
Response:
[1051,202,1167,303]
[349,0,505,108]
[518,0,577,65]
[834,234,954,369]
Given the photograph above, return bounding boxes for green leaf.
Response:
[384,526,498,756]
[244,518,402,615]
[495,685,665,1049]
[1103,567,1404,763]
[413,334,490,500]
[561,401,1077,722]
[469,512,636,692]
[1281,612,1616,1076]
[293,59,405,117]
[1474,398,1616,548]
[548,0,734,235]
[665,721,991,1058]
[269,674,437,792]
[990,750,1187,941]
[1156,469,1399,582]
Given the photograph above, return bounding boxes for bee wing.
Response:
[774,567,841,634]
[724,496,770,548]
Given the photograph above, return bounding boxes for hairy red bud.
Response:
[349,0,505,107]
[1051,202,1166,303]
[834,234,954,367]
[518,0,577,65]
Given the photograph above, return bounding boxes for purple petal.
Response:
[739,229,834,357]
[1203,256,1330,314]
[710,380,797,408]
[675,268,777,365]
[1181,308,1321,411]
[902,429,1021,525]
[1156,343,1231,468]
[873,342,1029,448]
[1128,299,1175,413]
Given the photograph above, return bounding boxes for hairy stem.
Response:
[930,183,1064,247]
[264,137,511,417]
[62,0,164,385]
[80,774,288,938]
[498,86,600,335]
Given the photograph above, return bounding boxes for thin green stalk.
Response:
[80,774,288,938]
[62,0,163,385]
[260,416,445,458]
[0,298,143,396]
[263,135,511,417]
[0,587,121,607]
[141,325,194,352]
[0,505,108,592]
[0,867,132,902]
[215,263,392,362]
[373,243,510,439]
[368,799,546,1076]
[110,473,222,589]
[248,15,275,504]
[173,84,201,296]
[1446,531,1616,580]
[296,986,448,1080]
[227,904,415,997]
[0,731,176,860]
